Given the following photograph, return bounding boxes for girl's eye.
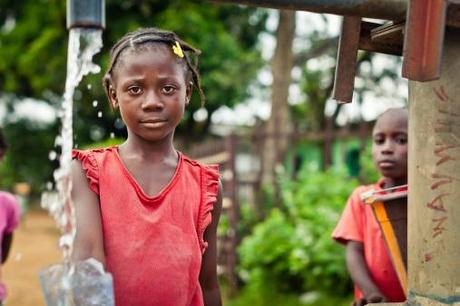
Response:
[162,85,176,94]
[128,86,142,95]
[395,135,408,145]
[373,137,385,145]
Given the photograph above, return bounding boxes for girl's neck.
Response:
[382,176,407,189]
[120,134,177,161]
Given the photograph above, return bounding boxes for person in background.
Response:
[0,129,20,306]
[332,108,408,306]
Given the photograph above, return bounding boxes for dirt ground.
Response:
[3,209,62,306]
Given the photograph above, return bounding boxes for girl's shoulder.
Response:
[180,153,220,254]
[180,153,219,176]
[72,146,118,162]
[72,147,119,195]
[73,145,117,155]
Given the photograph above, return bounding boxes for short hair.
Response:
[378,107,408,119]
[103,27,205,106]
[373,107,408,132]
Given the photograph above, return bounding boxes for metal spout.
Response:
[67,0,105,29]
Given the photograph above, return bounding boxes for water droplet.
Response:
[54,136,63,146]
[49,151,57,161]
[92,100,98,107]
[87,84,92,90]
[97,111,103,118]
[46,182,53,190]
[110,132,115,139]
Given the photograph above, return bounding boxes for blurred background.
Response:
[0,1,407,305]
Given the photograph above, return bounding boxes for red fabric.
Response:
[332,179,406,302]
[73,147,219,306]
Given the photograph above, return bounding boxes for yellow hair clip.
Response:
[172,41,184,58]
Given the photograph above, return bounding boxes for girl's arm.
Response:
[70,159,106,267]
[346,240,387,306]
[199,181,223,306]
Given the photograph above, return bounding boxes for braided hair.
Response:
[103,27,205,105]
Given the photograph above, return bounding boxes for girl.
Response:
[71,28,222,306]
[332,108,408,306]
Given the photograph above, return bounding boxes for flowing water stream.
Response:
[40,28,114,306]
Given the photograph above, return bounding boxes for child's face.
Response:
[372,110,408,182]
[109,45,191,142]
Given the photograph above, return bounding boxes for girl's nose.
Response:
[142,90,163,111]
[381,140,394,154]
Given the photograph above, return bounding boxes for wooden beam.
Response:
[358,21,404,56]
[332,16,361,103]
[210,0,407,20]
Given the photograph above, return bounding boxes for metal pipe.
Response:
[210,0,407,20]
[67,0,105,29]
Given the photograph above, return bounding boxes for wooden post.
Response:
[369,28,460,306]
[226,134,240,295]
[406,28,460,306]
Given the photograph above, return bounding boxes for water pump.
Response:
[67,0,105,29]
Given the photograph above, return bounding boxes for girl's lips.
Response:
[140,120,167,128]
[379,161,395,168]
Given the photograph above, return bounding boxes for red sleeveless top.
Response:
[73,147,219,306]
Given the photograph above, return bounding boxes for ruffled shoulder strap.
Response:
[72,149,100,195]
[197,163,220,254]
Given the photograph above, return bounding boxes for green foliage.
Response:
[79,137,124,150]
[0,1,267,193]
[225,278,305,306]
[359,140,380,184]
[236,167,358,303]
[226,281,352,306]
[0,118,59,193]
[294,65,334,132]
[0,0,267,142]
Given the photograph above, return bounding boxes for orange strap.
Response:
[372,201,408,296]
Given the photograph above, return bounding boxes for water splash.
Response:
[40,28,115,306]
[42,28,102,263]
[49,151,58,161]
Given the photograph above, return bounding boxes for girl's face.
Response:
[109,45,191,143]
[372,110,408,185]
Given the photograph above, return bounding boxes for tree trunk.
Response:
[262,10,296,205]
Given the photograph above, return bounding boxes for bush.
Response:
[359,141,379,184]
[236,166,358,303]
